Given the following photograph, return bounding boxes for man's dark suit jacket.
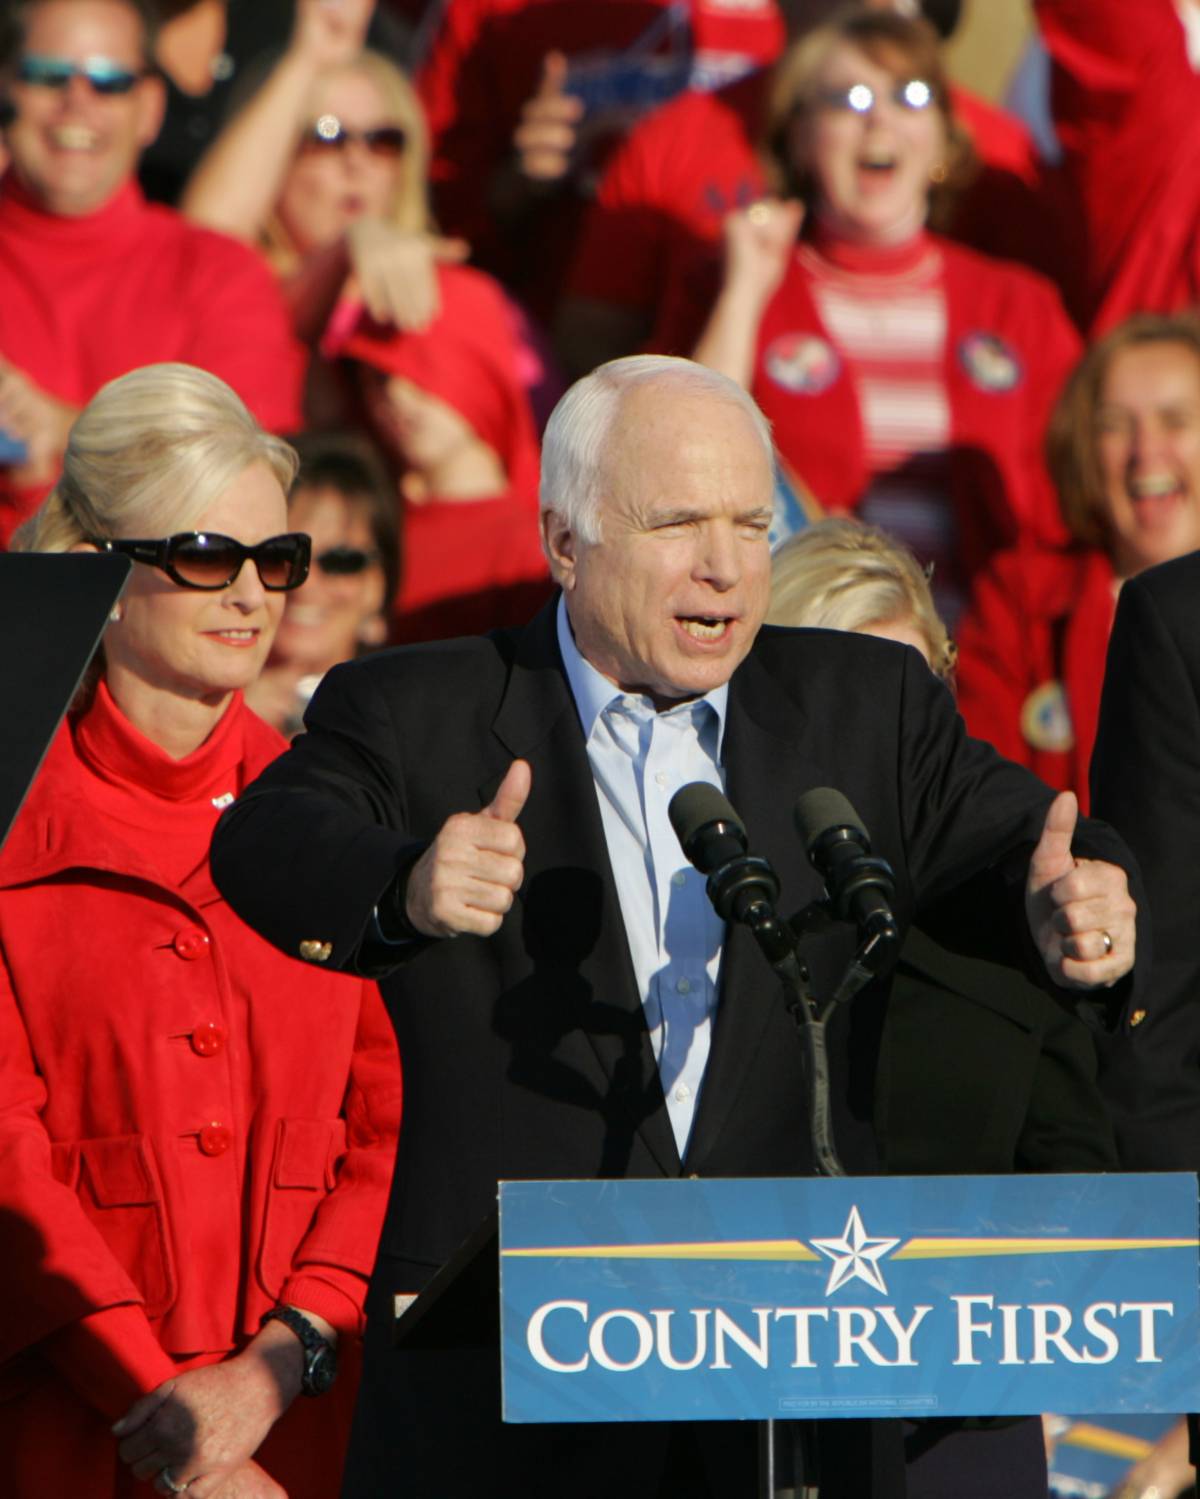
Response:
[212,603,1138,1499]
[1092,553,1200,1170]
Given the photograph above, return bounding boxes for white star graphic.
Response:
[810,1206,900,1296]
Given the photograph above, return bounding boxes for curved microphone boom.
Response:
[670,782,845,1176]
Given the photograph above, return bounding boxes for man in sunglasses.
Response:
[214,356,1144,1499]
[0,0,304,549]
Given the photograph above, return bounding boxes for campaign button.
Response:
[763,333,841,395]
[1020,681,1074,753]
[959,331,1023,392]
[191,1022,227,1057]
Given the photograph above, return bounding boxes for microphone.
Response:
[669,783,792,963]
[794,788,899,949]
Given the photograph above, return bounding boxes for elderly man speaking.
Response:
[212,357,1140,1499]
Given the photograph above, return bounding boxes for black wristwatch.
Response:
[261,1306,338,1396]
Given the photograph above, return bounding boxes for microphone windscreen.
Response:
[794,787,866,853]
[668,782,744,851]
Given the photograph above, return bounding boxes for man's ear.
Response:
[540,508,578,592]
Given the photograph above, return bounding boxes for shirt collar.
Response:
[555,595,729,751]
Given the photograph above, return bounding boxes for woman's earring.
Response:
[108,604,123,623]
[929,161,948,186]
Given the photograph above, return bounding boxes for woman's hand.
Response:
[292,0,376,71]
[722,198,805,305]
[345,220,470,331]
[113,1319,317,1496]
[691,199,804,387]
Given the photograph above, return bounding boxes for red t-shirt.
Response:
[0,175,306,548]
[416,0,784,311]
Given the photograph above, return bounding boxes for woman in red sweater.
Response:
[956,313,1200,811]
[693,10,1080,624]
[1,364,401,1498]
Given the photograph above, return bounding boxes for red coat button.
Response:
[173,928,210,961]
[198,1122,232,1157]
[191,1022,227,1057]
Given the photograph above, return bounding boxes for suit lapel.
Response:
[685,642,829,1166]
[488,605,680,1178]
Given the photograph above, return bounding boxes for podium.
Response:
[396,1173,1200,1496]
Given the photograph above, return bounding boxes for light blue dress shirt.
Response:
[556,599,728,1157]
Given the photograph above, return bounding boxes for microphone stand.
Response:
[700,867,901,1499]
[706,852,894,1179]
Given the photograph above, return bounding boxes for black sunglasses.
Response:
[17,54,145,95]
[300,115,408,158]
[314,545,379,577]
[88,532,311,591]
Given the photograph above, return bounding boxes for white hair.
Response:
[539,355,775,543]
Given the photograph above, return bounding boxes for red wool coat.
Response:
[954,545,1117,813]
[749,237,1079,582]
[0,686,401,1496]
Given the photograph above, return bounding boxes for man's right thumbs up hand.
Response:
[405,760,532,937]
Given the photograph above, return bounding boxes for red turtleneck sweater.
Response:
[0,176,306,548]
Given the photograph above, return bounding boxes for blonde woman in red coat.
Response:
[0,364,401,1499]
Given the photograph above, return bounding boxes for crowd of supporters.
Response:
[2,0,1199,1495]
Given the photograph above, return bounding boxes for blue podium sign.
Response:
[498,1174,1200,1424]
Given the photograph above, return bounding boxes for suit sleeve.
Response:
[894,646,1146,1027]
[1016,1010,1119,1170]
[1090,568,1200,1166]
[212,660,426,972]
[280,980,403,1336]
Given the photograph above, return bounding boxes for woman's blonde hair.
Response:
[767,517,956,679]
[1047,312,1200,547]
[263,49,432,271]
[762,8,974,234]
[15,363,297,553]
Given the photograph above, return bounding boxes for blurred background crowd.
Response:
[1,1,1198,1496]
[3,0,1199,787]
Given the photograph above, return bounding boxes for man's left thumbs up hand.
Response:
[1024,791,1137,988]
